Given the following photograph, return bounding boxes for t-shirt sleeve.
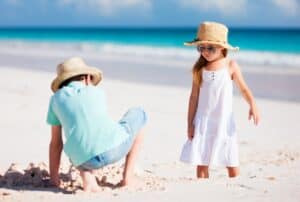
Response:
[46,97,61,126]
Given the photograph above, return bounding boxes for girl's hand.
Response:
[249,105,260,125]
[188,125,195,140]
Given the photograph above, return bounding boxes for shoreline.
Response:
[1,40,300,68]
[0,48,299,102]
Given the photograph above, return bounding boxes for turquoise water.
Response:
[0,27,300,53]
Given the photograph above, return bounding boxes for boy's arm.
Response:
[230,60,260,125]
[49,125,63,186]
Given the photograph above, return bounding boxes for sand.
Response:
[0,48,300,202]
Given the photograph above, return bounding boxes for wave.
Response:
[1,40,300,68]
[96,43,300,68]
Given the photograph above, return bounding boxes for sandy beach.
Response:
[0,44,300,202]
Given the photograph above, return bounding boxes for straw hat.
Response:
[51,57,102,92]
[184,21,239,51]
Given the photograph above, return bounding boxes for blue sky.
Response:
[0,0,299,28]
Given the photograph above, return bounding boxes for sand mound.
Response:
[0,162,165,193]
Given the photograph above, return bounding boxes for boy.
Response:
[47,57,147,192]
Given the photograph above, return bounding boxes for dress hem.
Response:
[180,158,239,167]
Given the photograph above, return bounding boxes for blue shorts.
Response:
[77,107,147,171]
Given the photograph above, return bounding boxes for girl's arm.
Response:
[49,125,63,187]
[187,80,200,140]
[230,60,260,125]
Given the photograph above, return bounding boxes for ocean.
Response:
[0,27,300,67]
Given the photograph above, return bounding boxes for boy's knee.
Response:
[120,107,148,137]
[128,107,148,126]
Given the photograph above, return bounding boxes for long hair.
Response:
[192,49,228,87]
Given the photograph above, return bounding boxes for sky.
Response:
[0,0,299,28]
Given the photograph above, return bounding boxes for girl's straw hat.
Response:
[184,21,239,51]
[51,57,102,92]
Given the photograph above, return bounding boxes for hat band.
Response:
[195,38,227,44]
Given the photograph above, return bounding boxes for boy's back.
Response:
[47,81,129,166]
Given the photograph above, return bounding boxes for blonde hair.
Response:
[192,49,228,86]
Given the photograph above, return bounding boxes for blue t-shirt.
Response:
[46,81,129,166]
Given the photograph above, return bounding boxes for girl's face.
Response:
[197,43,225,62]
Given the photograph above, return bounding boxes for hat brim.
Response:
[51,66,102,92]
[184,39,239,51]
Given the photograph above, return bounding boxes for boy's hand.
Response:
[249,105,260,125]
[50,176,61,187]
[43,176,61,188]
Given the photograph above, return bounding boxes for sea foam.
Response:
[0,40,300,69]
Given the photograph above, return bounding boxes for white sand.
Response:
[0,54,300,202]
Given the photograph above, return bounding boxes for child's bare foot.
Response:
[80,170,102,192]
[82,184,102,192]
[117,175,141,187]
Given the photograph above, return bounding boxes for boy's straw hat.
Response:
[51,57,102,92]
[184,21,239,51]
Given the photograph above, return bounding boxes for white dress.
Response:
[180,66,239,167]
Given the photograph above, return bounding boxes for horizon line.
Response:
[0,25,299,30]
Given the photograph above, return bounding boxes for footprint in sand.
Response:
[266,176,276,181]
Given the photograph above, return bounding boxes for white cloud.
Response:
[179,0,248,16]
[179,0,300,17]
[271,0,299,16]
[58,0,152,16]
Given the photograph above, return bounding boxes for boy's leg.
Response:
[197,165,209,178]
[227,167,239,177]
[120,130,144,186]
[80,170,101,192]
[117,107,147,186]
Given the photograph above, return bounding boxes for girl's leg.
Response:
[80,170,101,192]
[227,167,239,177]
[197,165,209,178]
[121,130,144,186]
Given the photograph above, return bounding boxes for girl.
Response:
[180,22,260,178]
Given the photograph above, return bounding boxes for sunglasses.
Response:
[196,45,217,53]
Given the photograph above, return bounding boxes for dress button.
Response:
[212,72,215,80]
